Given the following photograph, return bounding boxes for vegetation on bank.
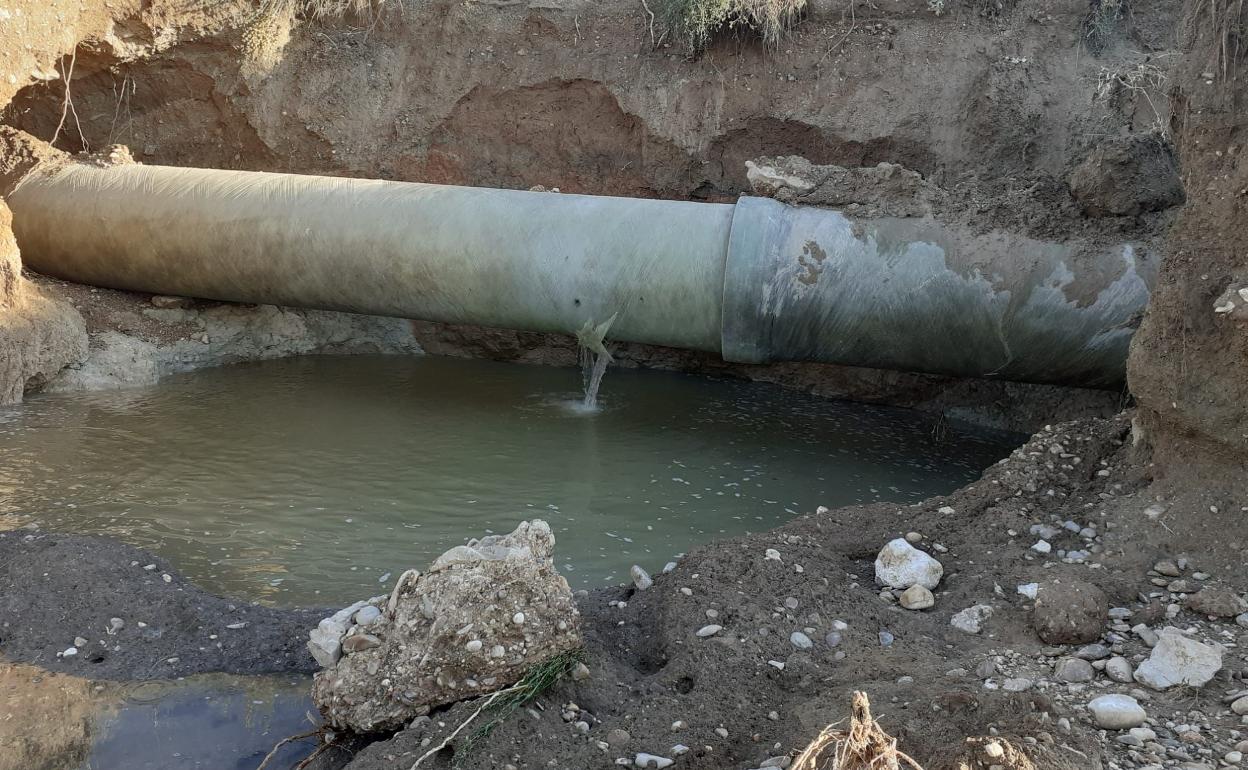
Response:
[653,0,807,51]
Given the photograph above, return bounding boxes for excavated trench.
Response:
[4,1,1248,770]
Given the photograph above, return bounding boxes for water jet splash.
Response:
[575,313,617,412]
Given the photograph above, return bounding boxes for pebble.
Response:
[1053,657,1095,683]
[465,639,483,653]
[905,531,922,543]
[634,753,672,768]
[512,612,526,625]
[607,729,632,746]
[878,631,894,646]
[1105,656,1134,683]
[662,562,677,574]
[790,631,813,650]
[1031,540,1052,554]
[696,625,722,638]
[631,565,653,592]
[824,631,842,648]
[1077,643,1111,660]
[107,618,125,635]
[354,605,382,626]
[1231,696,1248,716]
[1003,677,1033,692]
[714,727,729,738]
[1017,583,1039,600]
[1134,627,1223,690]
[764,549,782,561]
[1224,751,1242,765]
[61,647,78,658]
[951,604,993,634]
[1088,694,1147,729]
[671,744,689,755]
[73,636,88,648]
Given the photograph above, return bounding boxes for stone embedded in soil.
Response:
[951,604,993,634]
[696,625,722,638]
[1054,657,1095,683]
[1230,696,1248,715]
[1032,579,1107,644]
[1186,586,1247,617]
[874,538,942,590]
[634,752,672,768]
[1105,656,1134,683]
[899,584,935,610]
[1088,694,1147,729]
[1133,627,1223,690]
[311,520,582,733]
[630,565,653,592]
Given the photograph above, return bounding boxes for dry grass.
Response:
[259,0,388,20]
[654,0,807,52]
[792,691,923,770]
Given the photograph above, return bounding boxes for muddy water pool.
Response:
[0,355,1019,605]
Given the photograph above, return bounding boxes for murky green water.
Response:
[0,356,1018,605]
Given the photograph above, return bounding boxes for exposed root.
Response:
[792,692,924,770]
[256,727,323,770]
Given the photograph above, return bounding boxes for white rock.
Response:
[1016,583,1039,600]
[1230,695,1248,715]
[951,604,994,634]
[1088,694,1147,729]
[634,753,673,768]
[630,565,653,591]
[696,625,722,638]
[354,605,382,626]
[1133,627,1223,690]
[899,584,935,610]
[1031,540,1052,554]
[1003,677,1033,692]
[790,631,813,650]
[764,549,782,562]
[874,539,943,590]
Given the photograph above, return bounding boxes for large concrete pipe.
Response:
[7,163,1155,387]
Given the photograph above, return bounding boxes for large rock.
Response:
[1032,579,1107,644]
[1133,627,1223,690]
[312,520,582,732]
[874,539,943,590]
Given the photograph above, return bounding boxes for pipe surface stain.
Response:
[0,356,1020,605]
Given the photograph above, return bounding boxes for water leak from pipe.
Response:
[575,313,617,412]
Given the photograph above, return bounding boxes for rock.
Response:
[607,729,632,746]
[1076,643,1111,660]
[1154,560,1182,577]
[572,662,591,681]
[1133,628,1223,690]
[1032,540,1052,554]
[353,605,382,626]
[634,753,673,768]
[874,539,942,590]
[341,633,381,654]
[630,565,653,591]
[1054,657,1095,683]
[1032,580,1107,644]
[1186,586,1247,617]
[790,631,813,650]
[1229,695,1248,715]
[1003,677,1033,692]
[150,295,194,309]
[951,604,993,634]
[311,520,582,732]
[696,625,722,638]
[1105,656,1134,683]
[1017,583,1039,600]
[899,584,935,610]
[1068,135,1185,217]
[73,636,88,648]
[1088,694,1147,729]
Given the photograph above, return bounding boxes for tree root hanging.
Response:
[791,691,924,770]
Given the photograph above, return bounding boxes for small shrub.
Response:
[1085,0,1128,53]
[258,0,386,20]
[654,0,807,52]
